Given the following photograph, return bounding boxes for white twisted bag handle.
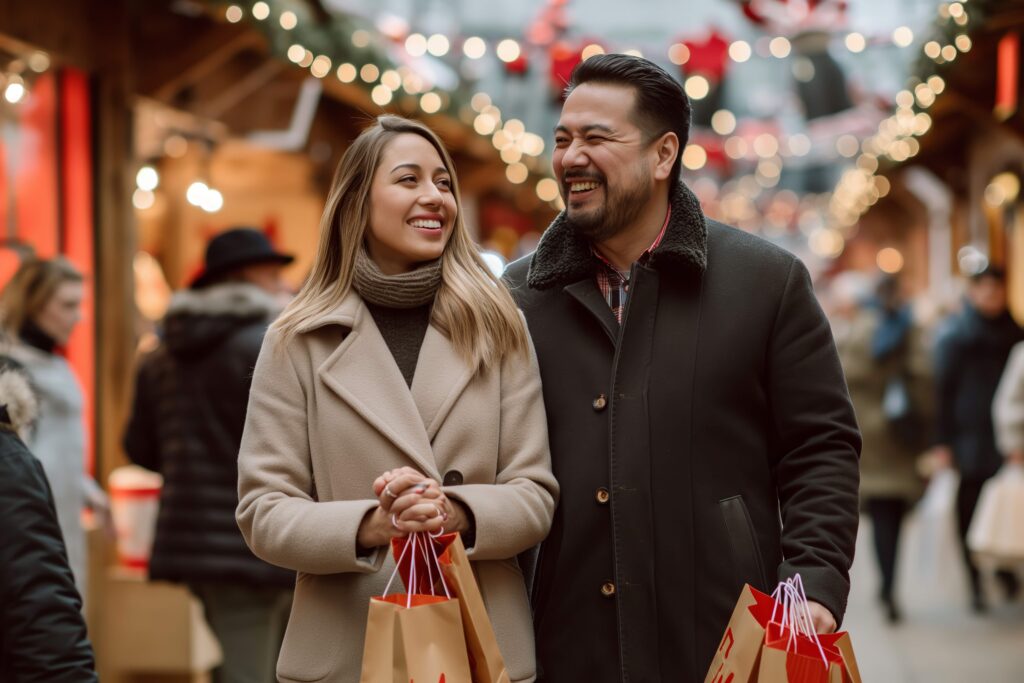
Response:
[770,575,829,668]
[381,531,453,608]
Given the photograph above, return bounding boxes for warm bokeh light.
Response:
[877,248,904,274]
[420,92,442,114]
[536,178,560,202]
[463,37,487,59]
[892,26,914,48]
[682,144,708,170]
[405,33,428,57]
[427,34,450,57]
[668,43,690,65]
[845,33,866,53]
[711,110,737,136]
[496,39,522,63]
[337,63,357,83]
[729,40,752,63]
[684,75,710,100]
[506,162,529,184]
[769,37,791,59]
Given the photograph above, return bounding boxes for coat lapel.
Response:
[409,323,476,442]
[313,294,439,478]
[563,280,618,345]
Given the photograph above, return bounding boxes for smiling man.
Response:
[504,54,861,682]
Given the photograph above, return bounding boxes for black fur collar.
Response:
[527,181,708,290]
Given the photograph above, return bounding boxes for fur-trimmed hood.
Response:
[163,282,282,358]
[527,181,708,290]
[0,364,38,437]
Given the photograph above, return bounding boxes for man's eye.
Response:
[554,138,570,146]
[586,136,606,143]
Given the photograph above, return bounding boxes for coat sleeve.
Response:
[993,342,1024,456]
[236,328,384,575]
[123,355,161,472]
[0,444,97,682]
[768,258,861,626]
[442,333,559,562]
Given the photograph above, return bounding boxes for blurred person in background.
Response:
[834,273,931,623]
[0,354,97,682]
[933,266,1023,611]
[0,257,107,599]
[123,227,296,683]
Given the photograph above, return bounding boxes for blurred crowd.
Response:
[825,265,1024,623]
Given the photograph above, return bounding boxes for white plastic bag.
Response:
[902,468,966,601]
[967,464,1024,570]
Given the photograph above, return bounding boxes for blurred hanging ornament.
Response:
[549,40,584,96]
[682,29,731,128]
[736,0,847,34]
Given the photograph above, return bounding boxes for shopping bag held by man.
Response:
[705,576,861,683]
[756,577,852,683]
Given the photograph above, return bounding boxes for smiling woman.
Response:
[365,135,457,275]
[236,115,557,683]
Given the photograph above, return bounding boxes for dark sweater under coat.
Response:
[504,182,861,683]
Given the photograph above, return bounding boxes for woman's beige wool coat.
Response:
[237,291,558,683]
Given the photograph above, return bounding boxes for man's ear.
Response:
[653,132,679,182]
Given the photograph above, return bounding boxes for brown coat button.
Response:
[442,470,463,486]
[595,487,610,504]
[592,394,607,411]
[601,582,616,597]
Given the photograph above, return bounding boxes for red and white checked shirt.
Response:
[592,207,671,323]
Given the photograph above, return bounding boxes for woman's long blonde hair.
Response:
[274,115,528,370]
[0,256,83,339]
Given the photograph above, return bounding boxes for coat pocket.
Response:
[719,495,770,591]
[276,573,352,682]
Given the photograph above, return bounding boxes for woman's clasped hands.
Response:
[356,467,465,549]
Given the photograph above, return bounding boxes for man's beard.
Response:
[563,164,654,242]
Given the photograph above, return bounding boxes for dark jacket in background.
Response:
[505,182,861,683]
[934,304,1024,480]
[0,367,96,682]
[124,283,293,586]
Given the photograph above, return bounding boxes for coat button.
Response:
[600,582,616,597]
[595,487,610,504]
[443,470,463,486]
[592,394,607,411]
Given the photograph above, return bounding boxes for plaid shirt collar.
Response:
[592,207,671,323]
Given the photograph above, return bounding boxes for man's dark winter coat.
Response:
[0,365,97,682]
[124,283,293,586]
[505,182,861,682]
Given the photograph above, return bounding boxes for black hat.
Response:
[190,227,294,289]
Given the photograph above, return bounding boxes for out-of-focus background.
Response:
[0,0,1022,680]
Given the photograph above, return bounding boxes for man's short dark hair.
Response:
[566,53,691,187]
